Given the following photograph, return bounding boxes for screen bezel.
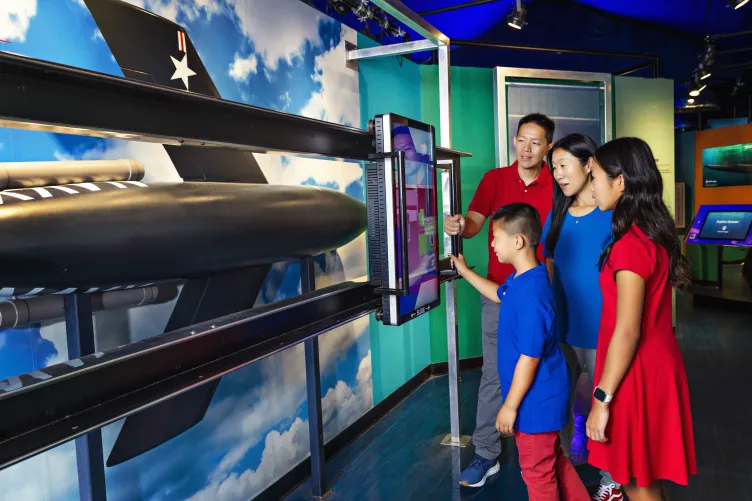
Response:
[685,204,752,247]
[383,114,440,326]
[698,210,752,241]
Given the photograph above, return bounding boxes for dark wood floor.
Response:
[285,294,752,500]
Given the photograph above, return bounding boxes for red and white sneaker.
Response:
[592,483,624,501]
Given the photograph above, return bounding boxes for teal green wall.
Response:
[419,65,495,364]
[358,33,431,404]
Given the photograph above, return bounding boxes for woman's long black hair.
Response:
[545,133,598,256]
[595,137,691,290]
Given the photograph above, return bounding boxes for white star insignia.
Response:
[170,53,196,90]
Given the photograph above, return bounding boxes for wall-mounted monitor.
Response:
[685,204,752,247]
[367,114,440,326]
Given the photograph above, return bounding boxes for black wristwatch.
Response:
[593,387,613,404]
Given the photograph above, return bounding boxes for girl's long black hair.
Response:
[545,133,598,256]
[595,137,691,290]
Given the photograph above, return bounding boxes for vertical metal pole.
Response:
[438,43,469,447]
[64,294,107,501]
[301,258,328,499]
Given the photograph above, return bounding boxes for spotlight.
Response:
[507,1,527,30]
[698,63,712,80]
[687,98,695,104]
[689,73,706,97]
[728,0,750,9]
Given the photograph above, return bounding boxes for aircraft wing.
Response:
[83,0,273,465]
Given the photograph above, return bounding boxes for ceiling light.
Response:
[729,0,750,9]
[701,38,716,67]
[688,98,695,104]
[699,65,711,80]
[507,1,527,30]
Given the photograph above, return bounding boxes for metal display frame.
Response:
[493,67,613,167]
[0,1,472,497]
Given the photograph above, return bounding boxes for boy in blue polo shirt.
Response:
[451,203,589,501]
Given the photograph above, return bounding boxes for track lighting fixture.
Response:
[728,0,750,10]
[507,0,527,30]
[689,73,707,97]
[698,63,711,80]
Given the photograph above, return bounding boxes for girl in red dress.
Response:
[585,137,697,501]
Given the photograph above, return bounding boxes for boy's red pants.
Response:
[515,430,590,501]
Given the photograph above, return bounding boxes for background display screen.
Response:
[392,124,439,319]
[699,211,752,240]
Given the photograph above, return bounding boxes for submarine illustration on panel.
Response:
[0,0,367,466]
[705,160,752,174]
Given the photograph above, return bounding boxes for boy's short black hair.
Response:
[517,113,555,144]
[491,203,542,247]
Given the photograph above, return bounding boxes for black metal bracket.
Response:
[369,150,410,297]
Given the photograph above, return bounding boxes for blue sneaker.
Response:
[458,455,501,487]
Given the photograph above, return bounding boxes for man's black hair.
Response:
[517,113,555,144]
[491,202,542,247]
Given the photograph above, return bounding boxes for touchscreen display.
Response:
[392,124,439,318]
[699,211,752,240]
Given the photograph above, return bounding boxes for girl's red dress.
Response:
[588,226,697,487]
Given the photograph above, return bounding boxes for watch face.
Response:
[594,388,607,402]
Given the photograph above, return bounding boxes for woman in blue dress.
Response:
[541,134,621,501]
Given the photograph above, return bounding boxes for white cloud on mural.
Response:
[39,320,69,368]
[0,0,37,43]
[118,0,222,24]
[228,0,322,70]
[301,26,360,128]
[54,139,182,183]
[322,350,373,439]
[92,27,104,42]
[191,350,371,501]
[0,442,78,501]
[229,52,258,81]
[188,417,310,501]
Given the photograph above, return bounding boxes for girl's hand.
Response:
[449,253,469,275]
[495,404,516,437]
[586,401,610,443]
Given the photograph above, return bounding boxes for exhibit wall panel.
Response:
[357,33,432,404]
[613,76,676,217]
[695,123,752,207]
[420,65,495,364]
[0,1,373,500]
[613,76,676,324]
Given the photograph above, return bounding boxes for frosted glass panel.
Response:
[506,81,605,163]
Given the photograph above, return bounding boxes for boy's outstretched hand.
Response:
[449,253,469,276]
[495,403,516,437]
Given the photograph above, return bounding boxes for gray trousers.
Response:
[472,296,503,460]
[560,344,619,487]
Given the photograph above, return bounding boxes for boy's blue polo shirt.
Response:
[497,264,570,434]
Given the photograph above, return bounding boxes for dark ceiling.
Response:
[308,0,752,123]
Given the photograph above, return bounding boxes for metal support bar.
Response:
[369,0,449,44]
[614,60,657,78]
[301,258,328,499]
[0,281,379,471]
[438,44,452,148]
[347,39,437,61]
[64,294,107,501]
[419,0,499,16]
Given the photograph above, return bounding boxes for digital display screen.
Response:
[685,204,752,247]
[392,123,439,319]
[699,211,752,240]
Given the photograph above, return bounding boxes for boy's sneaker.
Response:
[458,455,501,488]
[592,483,624,501]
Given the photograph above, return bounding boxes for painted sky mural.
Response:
[0,1,372,500]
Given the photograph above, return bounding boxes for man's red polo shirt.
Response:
[467,161,554,284]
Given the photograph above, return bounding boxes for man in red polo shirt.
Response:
[446,113,555,487]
